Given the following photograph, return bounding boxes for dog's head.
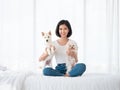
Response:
[67,42,77,50]
[69,44,76,49]
[41,31,52,44]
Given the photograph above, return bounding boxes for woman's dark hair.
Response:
[55,20,72,37]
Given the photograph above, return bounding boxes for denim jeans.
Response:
[43,63,86,77]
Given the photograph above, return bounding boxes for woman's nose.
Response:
[62,29,65,32]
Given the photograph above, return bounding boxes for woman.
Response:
[39,20,86,77]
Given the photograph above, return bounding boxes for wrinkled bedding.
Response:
[0,70,34,90]
[0,69,120,90]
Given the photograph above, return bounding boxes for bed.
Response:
[24,73,120,90]
[0,70,120,90]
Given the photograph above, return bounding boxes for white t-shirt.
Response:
[52,39,78,64]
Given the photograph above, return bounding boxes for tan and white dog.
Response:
[66,42,78,74]
[40,31,55,68]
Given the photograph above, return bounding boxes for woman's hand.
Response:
[66,48,75,57]
[66,48,78,63]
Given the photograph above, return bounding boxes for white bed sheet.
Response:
[0,70,120,90]
[24,73,120,90]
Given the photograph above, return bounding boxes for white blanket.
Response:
[0,70,34,90]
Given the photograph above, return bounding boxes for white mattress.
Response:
[24,73,120,90]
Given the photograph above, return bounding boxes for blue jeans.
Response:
[43,63,86,77]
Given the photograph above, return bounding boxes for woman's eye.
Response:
[59,28,62,30]
[64,28,67,30]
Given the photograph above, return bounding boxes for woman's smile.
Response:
[59,24,69,38]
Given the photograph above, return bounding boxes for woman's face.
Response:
[59,24,69,38]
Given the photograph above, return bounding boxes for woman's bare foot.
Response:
[64,73,70,77]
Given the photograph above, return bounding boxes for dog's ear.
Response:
[41,32,44,36]
[48,31,51,35]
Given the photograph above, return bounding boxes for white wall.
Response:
[0,0,119,73]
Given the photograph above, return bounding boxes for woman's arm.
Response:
[39,47,49,61]
[39,52,48,61]
[39,45,55,61]
[72,52,78,63]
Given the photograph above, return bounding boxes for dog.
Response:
[66,41,78,74]
[40,31,55,68]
